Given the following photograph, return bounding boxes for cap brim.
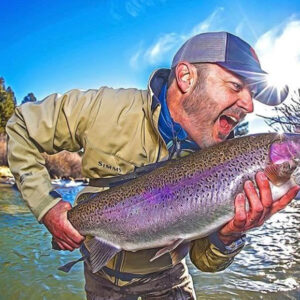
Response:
[218,62,289,106]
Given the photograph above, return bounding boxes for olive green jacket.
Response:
[6,69,241,277]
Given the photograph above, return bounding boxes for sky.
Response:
[1,0,300,132]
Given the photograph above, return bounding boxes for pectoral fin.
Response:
[86,237,121,273]
[265,161,297,186]
[150,239,184,262]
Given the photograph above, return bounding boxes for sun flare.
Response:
[255,20,300,92]
[266,63,300,91]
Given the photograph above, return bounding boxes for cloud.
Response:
[246,18,300,131]
[255,17,300,88]
[144,33,179,65]
[129,48,142,69]
[189,7,224,37]
[125,0,147,17]
[130,7,224,68]
[234,22,245,37]
[110,0,166,19]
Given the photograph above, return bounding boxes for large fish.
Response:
[58,133,300,273]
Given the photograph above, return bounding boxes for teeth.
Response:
[228,116,238,123]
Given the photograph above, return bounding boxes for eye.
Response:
[230,82,243,92]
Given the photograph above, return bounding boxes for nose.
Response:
[237,87,254,113]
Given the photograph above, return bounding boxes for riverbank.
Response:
[0,165,89,188]
[0,166,14,186]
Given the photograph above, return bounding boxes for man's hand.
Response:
[42,200,85,251]
[218,171,300,245]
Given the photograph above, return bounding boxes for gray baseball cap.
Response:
[172,32,289,106]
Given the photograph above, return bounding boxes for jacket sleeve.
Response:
[189,237,243,272]
[6,88,101,222]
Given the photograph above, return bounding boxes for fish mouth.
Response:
[270,134,300,164]
[217,114,240,137]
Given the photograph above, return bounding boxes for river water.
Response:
[0,186,299,300]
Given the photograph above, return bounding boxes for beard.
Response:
[182,82,219,148]
[182,80,246,148]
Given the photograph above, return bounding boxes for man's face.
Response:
[181,64,254,148]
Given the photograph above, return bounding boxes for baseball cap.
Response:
[171,32,289,106]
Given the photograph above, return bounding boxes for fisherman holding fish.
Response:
[6,32,300,299]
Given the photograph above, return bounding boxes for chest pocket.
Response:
[81,146,136,178]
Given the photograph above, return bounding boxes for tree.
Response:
[259,89,300,133]
[0,78,4,89]
[0,78,16,134]
[21,92,37,104]
[234,121,249,137]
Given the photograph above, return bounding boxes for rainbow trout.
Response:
[59,133,300,273]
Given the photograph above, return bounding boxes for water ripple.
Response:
[0,186,299,299]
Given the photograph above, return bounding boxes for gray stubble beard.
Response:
[182,80,220,148]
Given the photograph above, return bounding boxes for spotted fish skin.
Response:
[68,133,300,252]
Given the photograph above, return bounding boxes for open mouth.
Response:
[218,114,239,137]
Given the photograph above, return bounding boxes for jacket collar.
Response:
[148,69,200,157]
[148,68,170,112]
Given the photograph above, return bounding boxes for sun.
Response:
[267,63,300,90]
[256,22,300,92]
[267,71,289,93]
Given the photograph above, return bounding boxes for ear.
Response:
[175,62,197,94]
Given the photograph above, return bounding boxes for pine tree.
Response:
[21,92,37,104]
[0,78,16,134]
[0,78,4,90]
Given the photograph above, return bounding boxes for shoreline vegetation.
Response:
[0,133,85,186]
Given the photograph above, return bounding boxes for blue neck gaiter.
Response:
[158,83,200,156]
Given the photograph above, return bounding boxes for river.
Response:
[0,186,299,300]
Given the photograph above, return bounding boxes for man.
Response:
[6,32,299,299]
